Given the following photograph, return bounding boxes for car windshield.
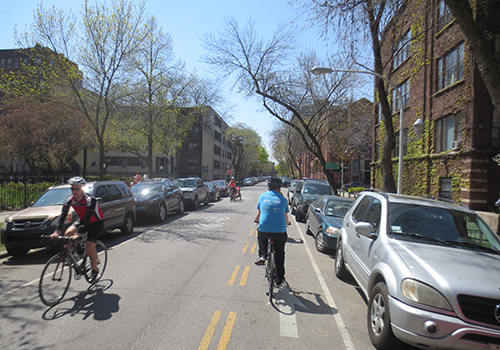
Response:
[131,182,163,196]
[32,187,72,207]
[205,182,213,189]
[175,179,197,187]
[304,184,333,195]
[325,200,352,217]
[388,203,500,252]
[213,181,225,187]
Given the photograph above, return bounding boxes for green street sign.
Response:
[326,162,340,170]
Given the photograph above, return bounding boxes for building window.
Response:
[435,114,463,152]
[440,178,452,199]
[214,115,222,128]
[214,145,221,155]
[13,58,19,68]
[23,58,28,65]
[437,0,453,32]
[188,142,198,151]
[213,160,221,169]
[394,30,411,69]
[0,59,4,68]
[214,130,221,142]
[493,109,500,148]
[437,42,464,91]
[7,58,12,68]
[392,79,410,113]
[226,152,232,160]
[188,158,199,166]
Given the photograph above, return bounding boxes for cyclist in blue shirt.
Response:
[254,177,291,286]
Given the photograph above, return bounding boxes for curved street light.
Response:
[311,66,424,194]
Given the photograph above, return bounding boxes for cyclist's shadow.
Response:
[42,279,120,321]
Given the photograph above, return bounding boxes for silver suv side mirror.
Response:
[355,222,377,239]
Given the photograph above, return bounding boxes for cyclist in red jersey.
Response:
[50,177,104,282]
[227,176,236,197]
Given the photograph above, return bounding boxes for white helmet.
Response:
[68,176,86,186]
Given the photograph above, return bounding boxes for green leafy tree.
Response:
[15,0,148,178]
[225,123,263,181]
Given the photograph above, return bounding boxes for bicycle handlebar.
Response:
[40,235,79,244]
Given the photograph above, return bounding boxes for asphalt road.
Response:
[0,182,413,350]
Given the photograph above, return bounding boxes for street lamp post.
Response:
[311,66,423,194]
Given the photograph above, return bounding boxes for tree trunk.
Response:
[367,0,397,193]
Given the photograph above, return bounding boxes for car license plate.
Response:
[489,344,500,350]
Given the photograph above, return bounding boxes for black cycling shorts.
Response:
[84,220,104,243]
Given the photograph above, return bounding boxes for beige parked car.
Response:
[1,181,136,257]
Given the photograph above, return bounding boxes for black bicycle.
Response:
[39,234,108,306]
[265,238,278,302]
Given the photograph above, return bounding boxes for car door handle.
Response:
[346,222,349,227]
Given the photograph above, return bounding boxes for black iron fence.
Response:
[0,172,92,210]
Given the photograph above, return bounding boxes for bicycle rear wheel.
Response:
[266,251,277,302]
[83,240,108,283]
[39,253,72,306]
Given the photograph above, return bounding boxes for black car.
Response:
[305,195,353,253]
[291,179,334,222]
[204,181,221,202]
[1,181,136,257]
[131,179,184,222]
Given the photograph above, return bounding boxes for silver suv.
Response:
[335,191,500,350]
[1,181,136,256]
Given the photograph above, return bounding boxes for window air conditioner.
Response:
[450,140,460,150]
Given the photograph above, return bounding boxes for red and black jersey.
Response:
[56,193,104,233]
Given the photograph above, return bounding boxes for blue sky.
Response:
[0,0,339,160]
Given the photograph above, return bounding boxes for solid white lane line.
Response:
[293,220,356,350]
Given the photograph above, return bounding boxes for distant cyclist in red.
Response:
[50,177,104,282]
[227,176,236,197]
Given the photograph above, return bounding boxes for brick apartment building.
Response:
[374,0,500,211]
[298,98,373,188]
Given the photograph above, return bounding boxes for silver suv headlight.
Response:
[401,279,452,311]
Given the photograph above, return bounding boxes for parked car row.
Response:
[1,180,136,257]
[242,176,268,186]
[1,176,230,257]
[292,182,500,350]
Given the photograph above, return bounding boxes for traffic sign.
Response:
[227,169,233,175]
[326,162,340,170]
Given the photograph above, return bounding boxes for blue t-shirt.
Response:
[256,190,289,233]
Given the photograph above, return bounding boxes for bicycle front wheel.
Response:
[83,240,108,283]
[39,253,72,306]
[266,252,277,302]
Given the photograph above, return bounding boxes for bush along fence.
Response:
[0,172,91,210]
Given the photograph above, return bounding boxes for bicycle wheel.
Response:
[83,240,108,283]
[266,251,277,302]
[39,253,72,306]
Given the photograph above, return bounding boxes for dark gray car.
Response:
[1,181,136,257]
[305,195,353,253]
[131,179,184,222]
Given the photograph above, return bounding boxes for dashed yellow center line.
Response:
[217,312,237,350]
[239,266,251,286]
[228,265,240,285]
[250,242,257,254]
[249,229,255,236]
[197,310,222,350]
[242,242,249,253]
